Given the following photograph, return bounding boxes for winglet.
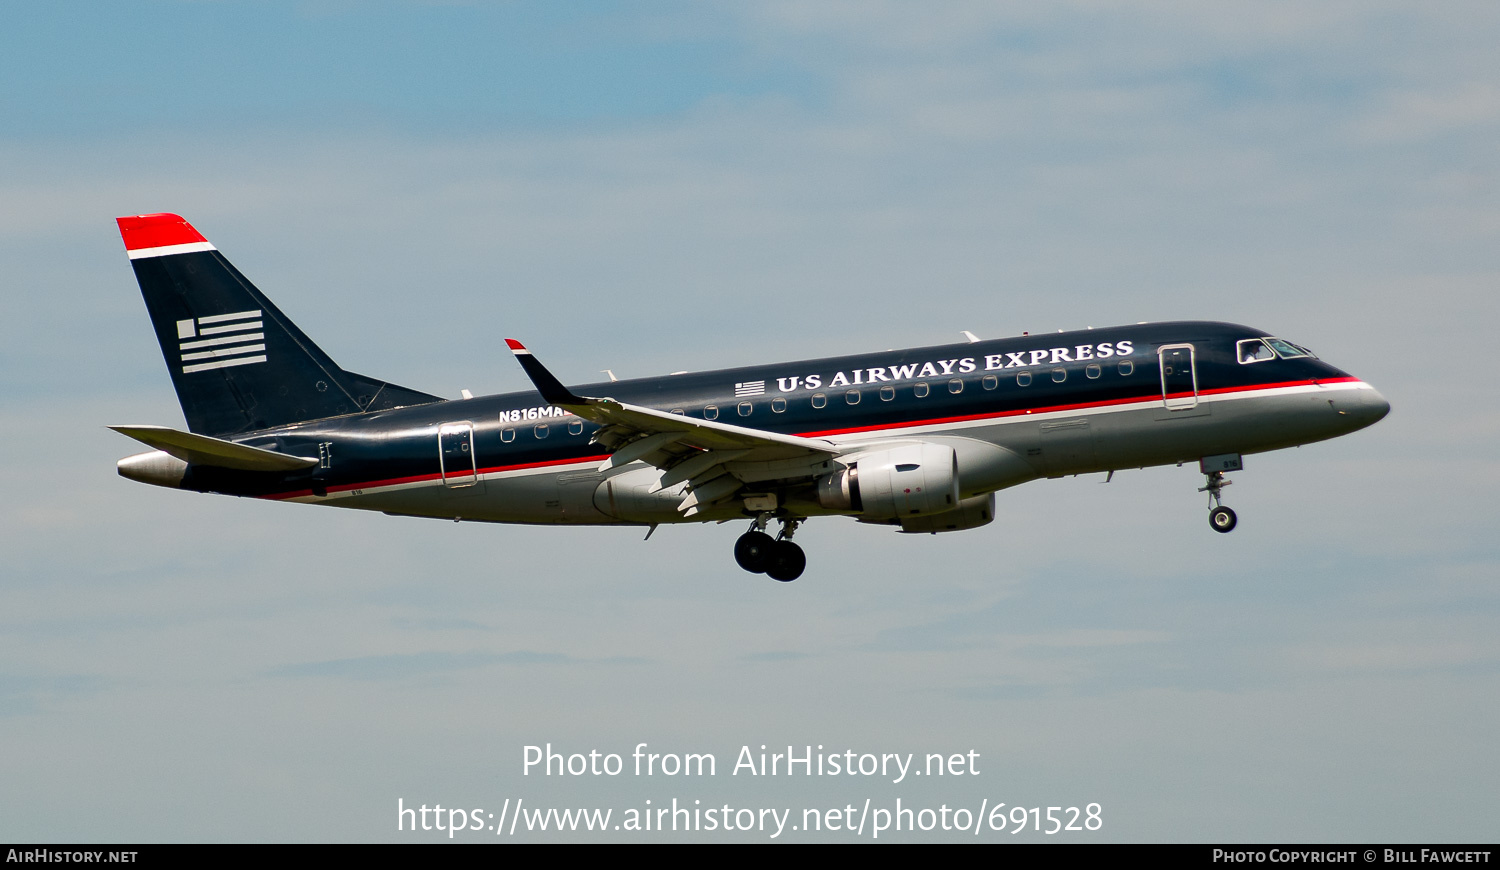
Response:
[505,339,587,405]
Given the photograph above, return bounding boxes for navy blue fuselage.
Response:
[179,321,1364,502]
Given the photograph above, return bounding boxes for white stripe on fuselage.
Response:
[814,379,1373,442]
[276,457,608,504]
[282,380,1373,505]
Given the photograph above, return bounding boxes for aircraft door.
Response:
[1159,344,1198,411]
[438,422,477,487]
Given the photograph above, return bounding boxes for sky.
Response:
[2,1,1497,843]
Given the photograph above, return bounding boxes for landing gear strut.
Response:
[734,515,807,581]
[1200,471,1238,533]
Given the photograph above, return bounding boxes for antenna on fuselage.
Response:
[961,331,981,343]
[601,370,618,382]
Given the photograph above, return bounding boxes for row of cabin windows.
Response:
[499,419,587,442]
[702,360,1136,415]
[496,359,1139,439]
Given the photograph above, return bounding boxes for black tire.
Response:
[734,531,776,573]
[1209,506,1238,533]
[764,540,807,582]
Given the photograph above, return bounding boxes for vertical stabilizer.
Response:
[118,213,439,436]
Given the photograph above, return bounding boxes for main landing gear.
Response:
[1200,470,1238,533]
[734,515,806,582]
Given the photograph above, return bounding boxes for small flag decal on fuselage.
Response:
[177,310,266,373]
[734,380,766,397]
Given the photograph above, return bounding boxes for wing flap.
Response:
[598,431,683,471]
[653,449,751,492]
[678,474,746,515]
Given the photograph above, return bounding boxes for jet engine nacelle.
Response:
[817,443,959,518]
[898,493,995,534]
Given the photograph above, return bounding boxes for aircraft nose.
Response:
[1362,386,1391,423]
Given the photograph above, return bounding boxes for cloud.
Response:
[267,650,584,680]
[0,674,109,718]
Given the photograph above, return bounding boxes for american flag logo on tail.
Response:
[176,310,265,373]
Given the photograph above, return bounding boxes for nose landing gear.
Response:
[1197,454,1244,534]
[1200,471,1237,533]
[734,514,806,581]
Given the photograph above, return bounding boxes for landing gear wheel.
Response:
[1209,506,1238,533]
[734,531,776,573]
[764,540,806,582]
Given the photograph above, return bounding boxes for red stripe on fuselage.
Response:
[262,377,1360,498]
[1197,376,1356,397]
[795,377,1359,437]
[262,453,611,500]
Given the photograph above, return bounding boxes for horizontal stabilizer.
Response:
[108,425,317,472]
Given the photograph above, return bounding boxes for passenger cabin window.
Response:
[811,393,827,409]
[1266,337,1316,360]
[1237,339,1276,364]
[845,389,861,405]
[1086,363,1101,379]
[1118,360,1134,376]
[501,427,515,443]
[738,402,753,416]
[568,421,583,436]
[982,374,998,390]
[771,397,787,413]
[1052,368,1067,383]
[948,378,963,394]
[535,423,549,439]
[914,382,930,398]
[1016,371,1032,387]
[879,386,895,402]
[671,408,684,415]
[704,404,719,420]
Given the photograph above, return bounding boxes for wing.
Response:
[505,340,840,516]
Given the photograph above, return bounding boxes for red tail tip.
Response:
[116,213,207,251]
[504,339,527,351]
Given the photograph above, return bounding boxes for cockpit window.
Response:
[1265,337,1316,360]
[1237,338,1276,364]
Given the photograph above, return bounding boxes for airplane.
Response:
[111,212,1390,581]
